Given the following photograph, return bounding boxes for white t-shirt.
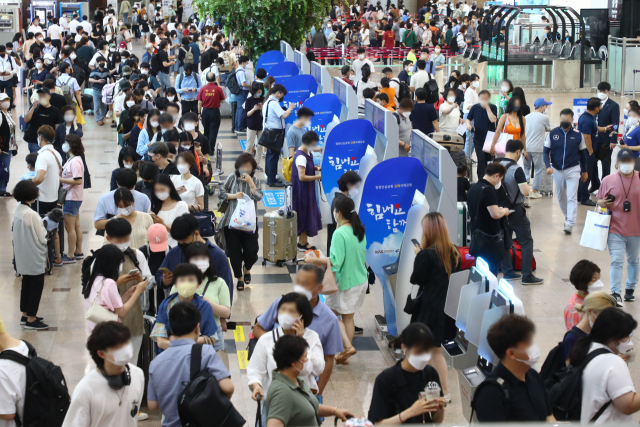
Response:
[356,79,377,106]
[69,19,81,34]
[439,102,461,133]
[351,58,374,83]
[57,74,81,93]
[361,28,371,46]
[581,343,636,424]
[410,70,432,91]
[48,24,62,40]
[27,25,42,36]
[62,365,145,427]
[113,92,127,116]
[35,145,62,203]
[89,51,108,67]
[0,341,28,427]
[81,21,92,35]
[171,175,204,207]
[157,201,190,247]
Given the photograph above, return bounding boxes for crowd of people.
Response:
[1,1,640,427]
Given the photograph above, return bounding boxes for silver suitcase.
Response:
[539,173,554,196]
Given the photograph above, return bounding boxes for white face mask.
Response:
[293,284,313,300]
[167,96,175,101]
[407,351,432,370]
[117,206,134,216]
[6,50,11,54]
[277,313,300,330]
[126,100,135,107]
[588,279,604,293]
[177,163,190,175]
[402,111,411,119]
[494,180,502,190]
[588,312,597,328]
[348,188,359,198]
[349,75,355,81]
[500,85,509,93]
[624,108,629,116]
[124,162,133,169]
[62,142,70,153]
[114,241,130,251]
[447,96,456,103]
[514,343,540,367]
[0,101,10,110]
[35,63,43,69]
[37,37,43,42]
[106,342,133,366]
[150,120,159,127]
[191,259,210,273]
[141,69,149,75]
[184,122,196,131]
[629,117,639,126]
[620,163,635,174]
[155,191,170,200]
[597,92,608,101]
[358,54,365,60]
[617,338,634,356]
[472,81,480,88]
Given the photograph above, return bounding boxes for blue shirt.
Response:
[155,239,234,305]
[562,326,587,361]
[257,296,344,356]
[175,72,201,100]
[578,111,599,151]
[543,126,588,172]
[93,189,151,222]
[136,128,154,157]
[148,339,231,427]
[188,42,200,64]
[624,125,640,158]
[235,66,250,91]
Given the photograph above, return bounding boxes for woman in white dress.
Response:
[150,174,189,247]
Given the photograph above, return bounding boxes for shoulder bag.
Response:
[49,149,68,206]
[258,100,285,152]
[85,278,119,324]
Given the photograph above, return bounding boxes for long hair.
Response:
[333,196,365,242]
[150,174,182,214]
[184,241,218,283]
[146,109,161,140]
[506,96,525,133]
[420,212,460,278]
[81,245,124,299]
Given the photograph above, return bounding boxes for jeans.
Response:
[230,101,238,132]
[0,152,10,192]
[578,151,595,202]
[0,79,14,106]
[213,328,225,351]
[499,205,534,277]
[28,143,40,153]
[463,112,473,157]
[123,12,129,23]
[552,165,581,228]
[608,233,640,294]
[201,107,221,151]
[20,274,45,317]
[265,147,280,185]
[235,90,249,131]
[157,72,171,93]
[130,335,143,364]
[92,89,107,122]
[523,152,545,190]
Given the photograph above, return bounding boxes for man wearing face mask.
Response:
[56,63,83,112]
[544,109,589,235]
[286,107,315,157]
[89,57,113,125]
[593,82,620,189]
[175,63,201,115]
[252,265,343,400]
[352,48,374,83]
[0,45,17,110]
[24,88,63,153]
[148,141,180,175]
[472,314,555,422]
[113,79,133,119]
[578,97,612,206]
[62,322,145,427]
[94,168,151,232]
[523,98,552,198]
[596,148,640,305]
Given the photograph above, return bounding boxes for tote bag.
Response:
[85,278,119,324]
[483,116,511,157]
[229,195,257,233]
[580,206,611,251]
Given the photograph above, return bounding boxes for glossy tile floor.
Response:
[3,41,640,425]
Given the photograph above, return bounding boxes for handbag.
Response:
[258,100,285,152]
[85,278,119,324]
[483,116,511,156]
[580,206,611,251]
[468,228,504,258]
[49,149,68,206]
[320,258,338,295]
[403,287,423,315]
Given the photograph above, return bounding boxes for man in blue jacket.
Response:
[592,81,620,190]
[543,108,589,235]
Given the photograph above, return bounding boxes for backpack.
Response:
[422,73,439,104]
[182,46,194,65]
[392,78,411,102]
[539,329,579,384]
[178,344,246,427]
[449,34,459,52]
[150,52,162,75]
[0,341,70,427]
[219,51,234,73]
[471,376,512,422]
[101,82,117,105]
[547,348,611,421]
[226,69,242,95]
[57,75,76,106]
[178,71,200,90]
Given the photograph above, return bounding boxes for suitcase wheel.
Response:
[262,260,267,266]
[276,261,284,267]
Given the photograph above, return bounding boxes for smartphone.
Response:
[607,193,616,202]
[158,267,172,274]
[508,209,515,213]
[411,238,421,247]
[129,268,140,275]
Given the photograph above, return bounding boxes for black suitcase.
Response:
[82,94,93,112]
[138,314,156,404]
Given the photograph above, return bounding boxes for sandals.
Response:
[236,280,245,291]
[244,272,251,285]
[297,243,317,251]
[335,346,357,365]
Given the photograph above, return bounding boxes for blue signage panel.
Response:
[280,75,318,127]
[263,190,285,207]
[302,93,342,147]
[256,50,286,75]
[268,61,300,84]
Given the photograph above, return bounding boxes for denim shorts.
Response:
[63,200,82,216]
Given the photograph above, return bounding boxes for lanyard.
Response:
[619,172,635,201]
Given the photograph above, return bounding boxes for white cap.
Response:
[44,53,55,60]
[0,93,10,101]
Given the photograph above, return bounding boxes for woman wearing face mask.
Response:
[109,187,153,249]
[118,94,138,147]
[91,23,105,44]
[171,151,204,212]
[105,18,116,42]
[368,323,446,424]
[110,147,137,190]
[136,109,161,159]
[439,87,462,134]
[291,131,322,251]
[562,291,617,365]
[497,78,513,117]
[54,105,83,159]
[128,108,148,155]
[564,260,603,329]
[150,174,189,247]
[406,212,460,400]
[30,56,48,88]
[452,73,469,106]
[151,263,219,352]
[245,82,265,167]
[82,245,149,333]
[444,69,460,91]
[0,94,13,197]
[248,293,324,420]
[620,107,640,171]
[219,153,263,291]
[571,307,640,423]
[491,96,526,157]
[168,242,230,350]
[60,135,85,263]
[430,44,446,70]
[140,13,150,45]
[327,171,362,256]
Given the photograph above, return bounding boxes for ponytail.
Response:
[334,196,366,242]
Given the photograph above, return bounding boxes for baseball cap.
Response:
[44,53,55,60]
[147,224,168,252]
[130,73,140,81]
[122,65,132,75]
[534,98,552,109]
[36,87,51,95]
[618,148,635,161]
[0,93,10,102]
[119,80,132,91]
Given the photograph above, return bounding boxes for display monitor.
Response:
[373,106,385,134]
[311,62,321,85]
[411,132,439,179]
[364,100,374,124]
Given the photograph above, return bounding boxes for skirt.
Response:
[325,281,368,314]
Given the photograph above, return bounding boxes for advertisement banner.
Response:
[302,94,343,147]
[268,62,300,84]
[280,75,318,127]
[256,50,286,75]
[573,98,589,125]
[321,119,376,207]
[358,157,428,336]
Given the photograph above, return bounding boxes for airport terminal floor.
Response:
[3,38,640,426]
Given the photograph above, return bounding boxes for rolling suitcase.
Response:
[427,132,465,152]
[139,313,156,404]
[457,202,470,247]
[539,173,554,196]
[262,185,297,267]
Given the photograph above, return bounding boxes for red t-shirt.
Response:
[383,30,395,47]
[197,83,226,109]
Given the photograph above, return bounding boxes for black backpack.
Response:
[539,329,579,384]
[150,53,162,75]
[178,344,246,427]
[547,348,611,422]
[226,69,242,95]
[392,78,411,102]
[423,74,439,104]
[0,341,70,427]
[449,34,459,53]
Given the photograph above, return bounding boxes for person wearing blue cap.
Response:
[524,98,552,198]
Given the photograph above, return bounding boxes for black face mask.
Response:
[178,242,191,253]
[98,63,106,69]
[100,365,131,390]
[561,121,572,130]
[512,105,520,113]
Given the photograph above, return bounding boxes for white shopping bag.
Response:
[579,207,611,251]
[229,195,257,233]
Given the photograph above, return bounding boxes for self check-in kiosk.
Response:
[364,99,399,162]
[332,77,357,121]
[310,61,331,94]
[59,2,88,21]
[294,50,309,75]
[280,40,294,62]
[0,1,20,46]
[459,279,525,422]
[30,1,56,23]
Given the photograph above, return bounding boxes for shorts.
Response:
[324,281,368,314]
[63,200,82,216]
[141,31,149,35]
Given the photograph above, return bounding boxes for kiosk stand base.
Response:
[458,366,486,423]
[374,314,387,335]
[375,315,402,360]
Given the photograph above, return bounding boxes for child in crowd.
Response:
[21,153,38,181]
[379,77,396,110]
[375,93,393,112]
[457,164,470,202]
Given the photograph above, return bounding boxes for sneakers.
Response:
[522,275,544,285]
[61,255,76,264]
[612,292,624,307]
[235,129,247,135]
[20,316,43,325]
[625,290,635,302]
[354,326,363,335]
[74,253,85,260]
[256,166,264,172]
[24,320,49,330]
[563,225,573,235]
[138,412,149,421]
[502,273,522,281]
[529,191,542,199]
[581,199,597,207]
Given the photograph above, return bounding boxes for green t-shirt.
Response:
[266,371,320,427]
[329,225,368,291]
[498,94,510,117]
[170,276,230,327]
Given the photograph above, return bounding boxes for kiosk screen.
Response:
[365,101,374,124]
[373,107,385,134]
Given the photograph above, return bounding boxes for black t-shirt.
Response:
[30,42,43,54]
[457,176,470,202]
[467,178,501,235]
[50,93,67,112]
[467,103,498,145]
[368,362,442,424]
[473,362,552,422]
[158,50,170,74]
[25,105,63,143]
[159,160,179,175]
[410,102,438,136]
[244,96,263,131]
